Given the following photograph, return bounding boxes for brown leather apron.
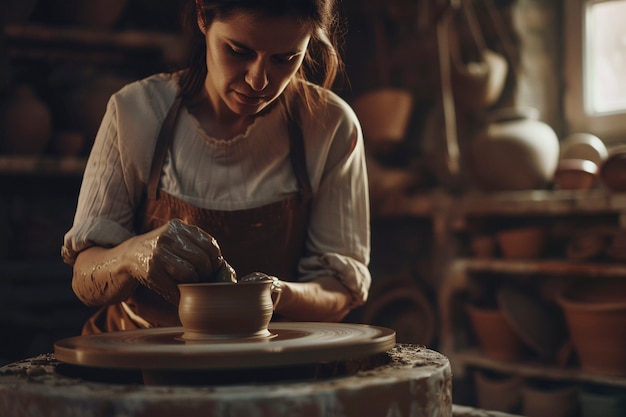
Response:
[82,96,312,334]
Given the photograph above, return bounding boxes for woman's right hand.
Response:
[126,218,234,304]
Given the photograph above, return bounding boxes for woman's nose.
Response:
[245,61,269,92]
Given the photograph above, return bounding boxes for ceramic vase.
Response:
[469,107,559,191]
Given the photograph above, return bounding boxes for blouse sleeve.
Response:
[62,76,175,265]
[297,96,372,307]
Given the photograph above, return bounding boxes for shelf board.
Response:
[0,156,87,176]
[458,189,626,216]
[374,189,626,219]
[4,23,188,65]
[455,349,626,388]
[455,258,626,278]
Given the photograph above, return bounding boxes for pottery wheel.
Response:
[54,322,396,370]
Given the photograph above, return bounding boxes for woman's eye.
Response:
[274,54,298,64]
[228,45,251,57]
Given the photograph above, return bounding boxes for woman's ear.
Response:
[196,0,208,34]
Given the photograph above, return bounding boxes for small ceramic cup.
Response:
[178,279,282,341]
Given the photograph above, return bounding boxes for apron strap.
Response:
[287,108,313,202]
[147,95,183,200]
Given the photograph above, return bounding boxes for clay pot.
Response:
[496,226,547,260]
[470,234,497,259]
[178,281,280,341]
[468,107,560,191]
[522,382,579,417]
[556,280,626,376]
[0,85,52,155]
[553,159,599,190]
[600,145,626,192]
[473,370,523,413]
[467,305,525,361]
[560,132,608,167]
[351,89,413,153]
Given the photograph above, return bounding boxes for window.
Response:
[565,0,626,144]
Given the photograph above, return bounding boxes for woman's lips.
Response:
[234,91,266,106]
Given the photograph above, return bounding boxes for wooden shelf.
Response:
[456,258,626,278]
[375,189,626,219]
[0,156,86,176]
[4,23,187,65]
[455,349,626,388]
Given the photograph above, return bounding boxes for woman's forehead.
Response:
[210,10,312,52]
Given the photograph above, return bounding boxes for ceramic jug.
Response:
[468,107,559,191]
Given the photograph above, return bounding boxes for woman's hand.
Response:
[126,219,235,304]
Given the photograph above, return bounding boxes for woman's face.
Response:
[202,11,312,118]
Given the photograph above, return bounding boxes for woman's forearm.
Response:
[72,244,138,307]
[275,276,354,322]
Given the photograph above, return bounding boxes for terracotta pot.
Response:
[178,281,279,341]
[467,305,525,361]
[600,145,626,192]
[556,280,626,376]
[0,85,52,155]
[470,234,497,259]
[469,107,560,191]
[351,89,414,152]
[553,158,599,191]
[522,382,579,417]
[473,370,523,413]
[496,226,547,260]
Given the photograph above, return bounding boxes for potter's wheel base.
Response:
[55,351,392,386]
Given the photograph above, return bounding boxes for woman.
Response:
[61,0,371,334]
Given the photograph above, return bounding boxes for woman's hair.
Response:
[178,0,345,113]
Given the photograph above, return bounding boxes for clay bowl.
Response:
[556,279,626,376]
[553,158,599,190]
[560,133,607,167]
[178,281,278,341]
[496,226,547,260]
[600,146,626,192]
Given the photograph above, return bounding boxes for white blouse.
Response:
[62,73,371,306]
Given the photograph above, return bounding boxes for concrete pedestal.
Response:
[0,344,452,417]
